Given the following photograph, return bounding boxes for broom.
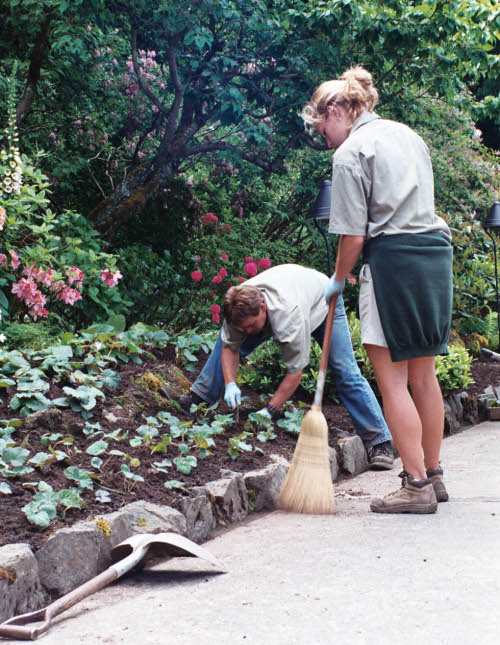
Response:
[278,287,340,514]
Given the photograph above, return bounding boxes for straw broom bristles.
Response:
[278,403,335,514]
[278,292,339,515]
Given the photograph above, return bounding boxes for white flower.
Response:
[0,334,6,343]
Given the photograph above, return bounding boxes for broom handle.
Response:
[313,235,343,408]
[313,294,337,408]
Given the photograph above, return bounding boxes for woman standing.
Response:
[302,66,453,514]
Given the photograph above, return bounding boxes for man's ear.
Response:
[261,302,267,314]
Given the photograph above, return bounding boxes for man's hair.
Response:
[223,285,264,327]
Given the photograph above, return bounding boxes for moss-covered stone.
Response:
[449,329,465,348]
[464,332,489,357]
[137,372,164,393]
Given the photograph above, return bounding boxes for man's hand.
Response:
[324,277,345,303]
[255,407,272,419]
[224,382,241,408]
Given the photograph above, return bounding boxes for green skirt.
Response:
[364,232,453,362]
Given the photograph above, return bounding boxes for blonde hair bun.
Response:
[302,65,378,126]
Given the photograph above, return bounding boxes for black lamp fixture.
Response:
[308,180,334,276]
[482,201,500,350]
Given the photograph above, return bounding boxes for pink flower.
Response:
[245,256,254,263]
[9,250,20,270]
[191,270,203,282]
[200,212,219,225]
[57,287,83,306]
[218,267,227,279]
[210,290,216,298]
[258,258,271,270]
[217,224,231,235]
[212,313,220,324]
[220,253,228,261]
[50,281,66,294]
[28,304,49,320]
[244,262,258,277]
[210,304,221,314]
[66,267,85,288]
[212,274,223,284]
[236,276,245,283]
[101,268,122,287]
[0,206,6,231]
[0,253,7,267]
[346,273,357,286]
[12,278,37,301]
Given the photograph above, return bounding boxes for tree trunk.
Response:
[87,159,174,241]
[16,9,52,125]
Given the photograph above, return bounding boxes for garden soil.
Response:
[1,345,499,552]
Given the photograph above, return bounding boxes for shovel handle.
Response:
[0,567,118,641]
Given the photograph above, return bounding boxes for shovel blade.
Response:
[111,532,227,572]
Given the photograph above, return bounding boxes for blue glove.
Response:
[256,407,272,419]
[324,276,345,303]
[224,382,241,409]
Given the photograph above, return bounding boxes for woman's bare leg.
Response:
[408,356,443,471]
[365,345,426,480]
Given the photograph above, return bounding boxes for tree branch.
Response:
[163,32,186,137]
[130,25,169,116]
[184,140,284,173]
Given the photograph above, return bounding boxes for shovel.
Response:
[0,532,227,641]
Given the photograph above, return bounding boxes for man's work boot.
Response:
[370,471,438,514]
[179,391,206,410]
[426,466,449,502]
[367,441,394,470]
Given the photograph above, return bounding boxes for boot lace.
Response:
[382,471,409,499]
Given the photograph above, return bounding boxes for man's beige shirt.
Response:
[221,264,328,374]
[328,112,451,240]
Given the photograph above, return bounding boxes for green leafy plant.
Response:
[173,455,198,475]
[435,345,474,392]
[276,407,304,436]
[228,431,254,460]
[22,481,86,528]
[172,332,216,372]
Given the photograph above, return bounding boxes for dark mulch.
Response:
[1,347,499,552]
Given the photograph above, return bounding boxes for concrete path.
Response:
[11,422,500,645]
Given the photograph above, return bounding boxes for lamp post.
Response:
[482,202,500,350]
[308,180,334,276]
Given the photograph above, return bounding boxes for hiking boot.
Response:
[367,441,394,471]
[426,466,449,502]
[370,471,438,514]
[179,391,206,410]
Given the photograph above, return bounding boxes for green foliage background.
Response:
[0,0,499,360]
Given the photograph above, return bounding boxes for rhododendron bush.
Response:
[0,88,126,330]
[186,210,274,325]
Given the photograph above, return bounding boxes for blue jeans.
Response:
[191,296,391,450]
